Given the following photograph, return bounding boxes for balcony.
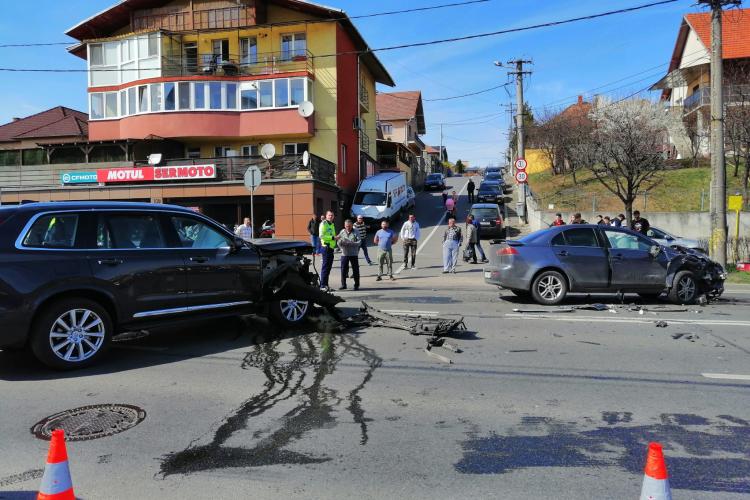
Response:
[683,84,750,114]
[360,130,370,154]
[162,50,314,78]
[133,6,259,32]
[359,83,369,112]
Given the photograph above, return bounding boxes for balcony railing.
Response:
[360,131,370,154]
[133,6,258,32]
[162,50,314,78]
[683,84,750,113]
[359,84,369,110]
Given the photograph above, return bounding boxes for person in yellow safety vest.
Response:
[318,210,336,291]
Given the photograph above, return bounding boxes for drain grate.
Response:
[31,404,146,442]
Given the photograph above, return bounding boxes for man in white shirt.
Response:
[399,214,421,270]
[235,217,254,241]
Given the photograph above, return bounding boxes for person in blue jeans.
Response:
[442,216,463,273]
[374,220,398,281]
[353,215,373,265]
[307,214,321,255]
[469,215,488,263]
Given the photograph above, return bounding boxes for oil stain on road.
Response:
[159,332,381,476]
[455,413,750,493]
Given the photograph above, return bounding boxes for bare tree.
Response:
[588,99,671,224]
[530,106,594,183]
[683,108,709,167]
[724,63,750,193]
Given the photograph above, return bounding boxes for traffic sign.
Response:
[515,171,528,183]
[244,165,262,192]
[514,158,527,171]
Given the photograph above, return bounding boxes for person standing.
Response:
[335,219,360,291]
[596,215,606,225]
[318,210,336,291]
[571,213,587,224]
[467,178,476,204]
[235,217,254,241]
[307,214,321,255]
[353,215,373,265]
[442,190,448,205]
[399,214,421,270]
[551,213,565,226]
[468,215,488,263]
[442,216,463,273]
[445,195,455,217]
[374,220,398,281]
[631,210,650,235]
[464,216,483,264]
[612,213,625,227]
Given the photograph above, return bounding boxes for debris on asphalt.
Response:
[345,302,467,337]
[112,330,150,343]
[424,346,453,364]
[655,321,669,328]
[573,303,611,311]
[649,307,689,313]
[577,341,602,346]
[507,349,538,353]
[512,308,575,313]
[428,337,463,353]
[671,333,699,342]
[697,295,708,306]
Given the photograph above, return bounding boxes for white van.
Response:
[350,171,408,227]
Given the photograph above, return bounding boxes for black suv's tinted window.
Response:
[22,214,79,248]
[171,216,231,248]
[98,214,165,249]
[562,228,600,247]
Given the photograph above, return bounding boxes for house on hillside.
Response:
[651,8,750,159]
[376,91,427,187]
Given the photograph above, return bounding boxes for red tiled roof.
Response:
[684,9,750,60]
[0,107,88,143]
[376,91,426,134]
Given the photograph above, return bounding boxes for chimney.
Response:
[12,117,21,121]
[577,95,583,105]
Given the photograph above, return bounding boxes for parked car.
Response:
[470,203,505,239]
[484,225,725,305]
[646,226,703,252]
[484,167,502,177]
[424,173,446,191]
[476,182,505,205]
[0,202,342,369]
[406,186,416,212]
[351,171,408,228]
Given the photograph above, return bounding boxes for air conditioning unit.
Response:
[353,117,363,131]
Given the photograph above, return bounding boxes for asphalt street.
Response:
[2,176,750,499]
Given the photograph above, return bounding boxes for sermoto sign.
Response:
[96,165,216,184]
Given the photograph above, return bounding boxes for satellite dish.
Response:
[260,143,276,160]
[147,153,162,165]
[298,101,315,118]
[302,150,310,167]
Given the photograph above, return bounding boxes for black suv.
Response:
[0,202,340,369]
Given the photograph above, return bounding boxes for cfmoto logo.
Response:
[62,173,71,183]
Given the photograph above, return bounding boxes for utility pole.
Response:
[699,0,739,268]
[498,59,532,222]
[439,123,444,174]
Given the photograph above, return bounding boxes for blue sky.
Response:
[0,0,728,165]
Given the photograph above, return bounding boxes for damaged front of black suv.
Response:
[665,244,726,299]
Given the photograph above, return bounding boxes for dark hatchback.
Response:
[424,173,446,191]
[476,182,505,205]
[484,225,725,305]
[0,202,340,369]
[470,203,505,239]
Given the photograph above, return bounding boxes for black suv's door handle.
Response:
[557,251,569,257]
[97,258,123,266]
[189,256,209,263]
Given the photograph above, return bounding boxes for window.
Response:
[290,78,305,106]
[240,82,258,109]
[214,146,231,157]
[98,214,165,249]
[194,82,206,109]
[120,91,127,116]
[281,33,306,59]
[121,38,135,62]
[275,79,289,107]
[171,217,231,249]
[23,214,79,249]
[353,192,386,206]
[164,83,176,110]
[551,233,566,246]
[242,145,260,157]
[138,85,149,113]
[340,144,347,174]
[150,83,162,112]
[147,33,159,57]
[381,123,393,135]
[90,94,104,120]
[178,82,191,110]
[259,81,273,108]
[105,92,118,118]
[562,228,599,247]
[128,87,137,115]
[226,83,237,109]
[187,148,201,159]
[209,82,222,110]
[212,39,229,61]
[90,44,103,66]
[284,143,309,155]
[605,231,652,251]
[240,37,257,65]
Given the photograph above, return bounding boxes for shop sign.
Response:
[61,171,98,185]
[97,165,217,184]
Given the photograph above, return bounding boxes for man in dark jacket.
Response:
[467,178,476,204]
[631,211,650,235]
[307,214,321,255]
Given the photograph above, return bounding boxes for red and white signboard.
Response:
[515,170,528,183]
[514,158,527,171]
[97,165,216,184]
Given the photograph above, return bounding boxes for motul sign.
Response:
[97,165,216,183]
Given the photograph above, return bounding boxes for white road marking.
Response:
[504,313,750,328]
[702,373,750,381]
[395,179,470,275]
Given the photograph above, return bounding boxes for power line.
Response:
[378,82,511,103]
[0,0,492,48]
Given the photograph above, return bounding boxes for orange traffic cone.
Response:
[640,442,672,500]
[38,429,75,500]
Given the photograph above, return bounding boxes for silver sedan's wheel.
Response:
[279,300,309,323]
[531,270,568,305]
[49,309,106,363]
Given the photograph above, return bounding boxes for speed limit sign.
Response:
[514,158,527,171]
[515,170,528,183]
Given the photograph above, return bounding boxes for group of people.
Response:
[550,210,651,234]
[442,190,459,217]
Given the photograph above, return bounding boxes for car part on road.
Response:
[31,404,146,441]
[346,302,467,337]
[655,321,669,328]
[424,345,453,364]
[512,307,575,313]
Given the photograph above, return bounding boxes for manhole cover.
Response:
[31,404,146,441]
